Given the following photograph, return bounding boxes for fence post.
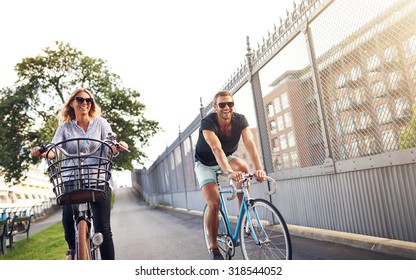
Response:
[245,37,274,175]
[303,23,335,174]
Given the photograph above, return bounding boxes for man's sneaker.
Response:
[209,247,224,260]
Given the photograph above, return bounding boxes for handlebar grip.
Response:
[39,145,47,154]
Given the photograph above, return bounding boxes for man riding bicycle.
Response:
[194,90,265,260]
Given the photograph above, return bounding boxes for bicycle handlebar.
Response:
[219,173,278,201]
[38,132,130,156]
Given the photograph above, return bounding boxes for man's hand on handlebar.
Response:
[254,169,266,182]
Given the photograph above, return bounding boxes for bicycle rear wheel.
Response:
[240,199,292,260]
[77,220,92,260]
[202,204,231,259]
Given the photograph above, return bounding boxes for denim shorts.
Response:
[194,155,235,189]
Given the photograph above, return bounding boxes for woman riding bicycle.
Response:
[30,87,128,260]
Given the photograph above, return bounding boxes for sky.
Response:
[0,0,296,168]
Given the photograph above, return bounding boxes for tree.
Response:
[0,41,160,183]
[399,104,416,150]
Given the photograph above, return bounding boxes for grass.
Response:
[0,222,67,260]
[0,192,115,260]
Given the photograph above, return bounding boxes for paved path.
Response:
[16,187,416,260]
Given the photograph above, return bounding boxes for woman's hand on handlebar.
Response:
[116,141,129,152]
[112,140,130,154]
[30,146,43,158]
[31,144,55,159]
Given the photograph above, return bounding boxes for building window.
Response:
[404,34,416,59]
[388,71,403,90]
[280,134,287,150]
[409,65,416,90]
[352,138,360,158]
[340,144,348,160]
[272,137,280,152]
[332,101,339,117]
[290,151,299,167]
[364,136,375,155]
[277,116,284,131]
[350,66,362,81]
[347,114,355,133]
[282,153,290,168]
[339,93,352,111]
[267,103,274,117]
[354,88,366,105]
[284,112,292,128]
[287,131,296,147]
[336,121,343,136]
[367,54,381,72]
[372,81,387,98]
[381,129,397,151]
[395,97,410,118]
[377,104,392,124]
[384,46,398,62]
[281,92,289,110]
[358,111,371,130]
[336,73,347,88]
[274,98,282,114]
[269,120,277,134]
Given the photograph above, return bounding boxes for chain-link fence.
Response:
[134,0,416,242]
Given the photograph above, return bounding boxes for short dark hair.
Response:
[214,90,233,104]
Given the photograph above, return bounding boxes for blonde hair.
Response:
[59,88,101,123]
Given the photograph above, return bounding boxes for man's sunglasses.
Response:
[218,102,234,109]
[75,97,94,104]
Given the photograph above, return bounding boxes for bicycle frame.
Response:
[218,182,266,248]
[204,172,291,260]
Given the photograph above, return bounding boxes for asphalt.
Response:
[13,188,416,259]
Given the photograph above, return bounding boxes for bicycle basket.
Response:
[45,138,114,205]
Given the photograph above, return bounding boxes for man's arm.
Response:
[241,127,265,181]
[202,130,233,174]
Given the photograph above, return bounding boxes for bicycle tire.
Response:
[240,199,292,260]
[202,204,231,259]
[77,220,92,260]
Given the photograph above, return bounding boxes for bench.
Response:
[7,213,34,250]
[0,217,11,255]
[0,207,34,253]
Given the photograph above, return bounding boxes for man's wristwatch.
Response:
[226,169,234,175]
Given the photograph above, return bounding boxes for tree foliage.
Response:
[0,41,160,183]
[399,105,416,150]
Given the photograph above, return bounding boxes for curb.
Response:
[288,224,416,259]
[159,205,416,259]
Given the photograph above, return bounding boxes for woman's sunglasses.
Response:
[218,102,234,109]
[75,97,94,104]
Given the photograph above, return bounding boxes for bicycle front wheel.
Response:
[202,204,231,259]
[240,199,292,260]
[77,220,92,260]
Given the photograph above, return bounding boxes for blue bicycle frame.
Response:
[218,184,265,248]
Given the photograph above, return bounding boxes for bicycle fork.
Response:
[74,203,104,260]
[245,200,272,247]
